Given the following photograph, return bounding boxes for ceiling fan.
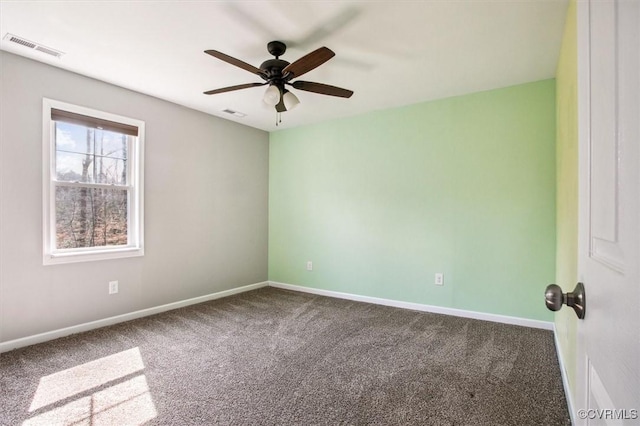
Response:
[203,41,354,116]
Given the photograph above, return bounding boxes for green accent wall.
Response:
[269,79,556,321]
[555,0,579,401]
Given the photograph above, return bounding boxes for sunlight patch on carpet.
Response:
[24,347,156,425]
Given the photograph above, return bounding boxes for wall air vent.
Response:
[3,33,64,58]
[222,109,247,118]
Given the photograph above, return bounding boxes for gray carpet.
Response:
[0,287,570,425]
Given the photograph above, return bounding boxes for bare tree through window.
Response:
[54,122,130,249]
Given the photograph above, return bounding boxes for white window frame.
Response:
[42,98,145,265]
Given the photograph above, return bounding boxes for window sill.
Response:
[43,247,144,265]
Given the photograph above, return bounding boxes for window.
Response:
[43,99,144,264]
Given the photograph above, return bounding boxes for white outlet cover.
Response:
[435,273,444,286]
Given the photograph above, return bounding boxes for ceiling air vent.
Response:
[3,33,64,58]
[222,109,247,118]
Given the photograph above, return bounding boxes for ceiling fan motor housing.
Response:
[259,59,290,81]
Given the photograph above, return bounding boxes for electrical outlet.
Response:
[435,273,444,286]
[306,261,313,271]
[108,280,119,294]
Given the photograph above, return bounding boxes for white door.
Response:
[576,0,640,424]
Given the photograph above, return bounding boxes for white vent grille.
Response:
[222,109,247,118]
[3,33,64,58]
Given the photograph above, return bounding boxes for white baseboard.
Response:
[1,280,554,354]
[553,323,576,425]
[0,281,269,353]
[269,281,554,330]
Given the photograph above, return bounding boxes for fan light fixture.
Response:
[263,85,300,112]
[283,90,300,111]
[263,85,281,106]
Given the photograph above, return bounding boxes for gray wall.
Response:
[0,52,269,342]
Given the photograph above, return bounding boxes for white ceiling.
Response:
[0,0,568,132]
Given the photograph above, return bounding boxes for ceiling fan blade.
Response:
[291,81,354,98]
[282,47,335,79]
[203,82,266,95]
[204,50,263,75]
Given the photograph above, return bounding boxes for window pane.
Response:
[55,186,128,249]
[55,122,128,185]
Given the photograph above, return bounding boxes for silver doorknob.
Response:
[545,282,586,319]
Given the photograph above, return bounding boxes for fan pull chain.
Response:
[275,112,282,126]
